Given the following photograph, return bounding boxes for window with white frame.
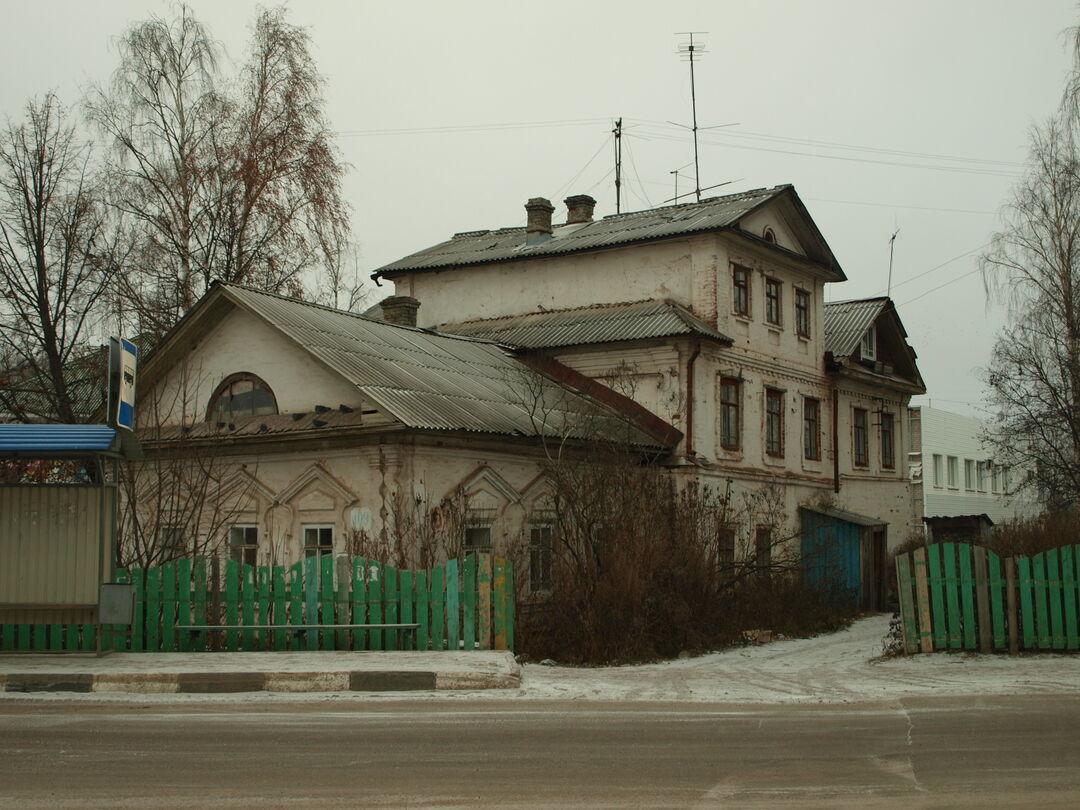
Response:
[302,524,334,558]
[964,459,976,490]
[860,326,877,361]
[933,454,944,488]
[947,456,959,488]
[229,524,258,566]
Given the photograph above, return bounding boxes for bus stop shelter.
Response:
[0,424,141,628]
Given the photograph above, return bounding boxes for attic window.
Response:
[762,226,777,244]
[208,372,278,421]
[860,326,877,361]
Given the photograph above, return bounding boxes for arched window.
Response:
[207,372,278,421]
[762,226,777,244]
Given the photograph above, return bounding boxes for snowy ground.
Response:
[3,615,1078,704]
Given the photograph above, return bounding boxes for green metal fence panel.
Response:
[463,554,477,652]
[351,558,367,651]
[1064,546,1079,650]
[927,543,947,649]
[431,564,445,651]
[1032,553,1050,649]
[369,561,383,651]
[957,544,976,650]
[1046,549,1065,649]
[400,570,414,651]
[415,569,429,651]
[385,565,399,651]
[446,558,460,652]
[1017,556,1036,649]
[130,567,145,653]
[987,550,1007,650]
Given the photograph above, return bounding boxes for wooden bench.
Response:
[174,623,420,646]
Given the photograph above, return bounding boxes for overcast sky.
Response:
[2,1,1076,417]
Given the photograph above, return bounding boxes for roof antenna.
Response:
[613,117,623,214]
[887,225,901,297]
[676,33,706,202]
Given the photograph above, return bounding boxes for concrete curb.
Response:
[0,665,522,694]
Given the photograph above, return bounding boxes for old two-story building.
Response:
[136,185,923,606]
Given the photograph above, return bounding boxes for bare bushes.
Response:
[986,509,1078,557]
[516,457,856,664]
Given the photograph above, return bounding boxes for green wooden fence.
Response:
[895,542,1080,654]
[0,552,514,653]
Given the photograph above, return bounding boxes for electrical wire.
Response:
[335,118,609,137]
[622,136,654,208]
[553,134,613,204]
[883,243,990,294]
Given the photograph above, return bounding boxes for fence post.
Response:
[446,558,460,652]
[1006,557,1019,656]
[973,546,991,654]
[913,547,934,653]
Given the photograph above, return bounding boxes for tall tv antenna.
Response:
[676,32,706,202]
[887,226,901,297]
[613,118,623,214]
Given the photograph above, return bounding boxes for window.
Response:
[881,412,895,470]
[765,278,782,326]
[853,408,868,467]
[976,461,988,492]
[947,456,959,489]
[732,265,751,317]
[719,377,741,450]
[933,454,944,488]
[765,388,784,457]
[529,524,553,592]
[229,525,258,566]
[755,526,773,573]
[160,525,186,559]
[803,397,820,461]
[303,524,334,558]
[1002,467,1011,493]
[464,525,492,552]
[762,226,777,244]
[795,289,810,338]
[964,459,976,490]
[992,464,1001,493]
[207,372,278,421]
[860,326,877,361]
[718,527,736,575]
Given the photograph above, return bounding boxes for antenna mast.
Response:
[887,227,900,297]
[613,117,623,214]
[676,32,706,202]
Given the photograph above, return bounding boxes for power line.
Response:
[808,197,997,216]
[553,134,612,204]
[897,265,984,306]
[334,117,609,137]
[883,243,989,294]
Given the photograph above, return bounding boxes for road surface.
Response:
[2,694,1078,808]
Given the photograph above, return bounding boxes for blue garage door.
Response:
[800,511,861,602]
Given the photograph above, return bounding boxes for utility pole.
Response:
[613,117,623,214]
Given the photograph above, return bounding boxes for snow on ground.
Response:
[511,614,1080,704]
[3,615,1078,705]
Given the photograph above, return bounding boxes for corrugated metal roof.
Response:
[799,505,887,528]
[823,297,889,357]
[374,186,791,276]
[219,285,665,447]
[439,299,732,349]
[0,424,118,453]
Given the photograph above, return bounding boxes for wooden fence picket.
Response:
[1063,546,1079,650]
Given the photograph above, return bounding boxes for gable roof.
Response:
[438,299,732,350]
[373,184,844,280]
[142,283,678,449]
[823,297,890,357]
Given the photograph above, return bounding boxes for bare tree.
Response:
[86,4,350,340]
[982,37,1080,508]
[0,94,119,423]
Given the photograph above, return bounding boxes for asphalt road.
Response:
[1,695,1078,808]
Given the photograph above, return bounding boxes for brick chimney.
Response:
[380,295,420,327]
[525,197,555,245]
[564,194,596,224]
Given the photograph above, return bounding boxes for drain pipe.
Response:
[685,339,701,458]
[832,383,840,494]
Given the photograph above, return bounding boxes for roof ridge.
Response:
[825,296,891,307]
[444,299,664,328]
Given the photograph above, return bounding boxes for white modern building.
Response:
[909,406,1038,526]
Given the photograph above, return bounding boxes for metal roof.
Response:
[374,186,793,276]
[823,297,889,357]
[217,285,667,447]
[799,505,887,528]
[439,299,733,349]
[0,424,120,454]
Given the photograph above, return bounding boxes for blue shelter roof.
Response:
[0,424,141,458]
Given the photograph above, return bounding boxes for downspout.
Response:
[685,339,701,458]
[832,382,840,494]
